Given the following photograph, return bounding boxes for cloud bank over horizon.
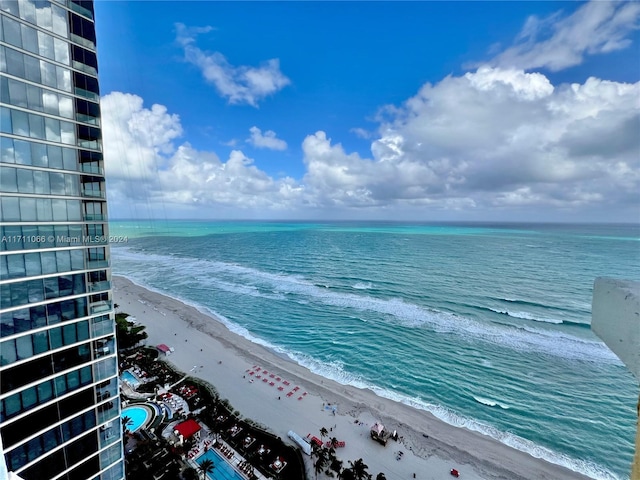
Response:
[101,2,640,222]
[102,67,639,221]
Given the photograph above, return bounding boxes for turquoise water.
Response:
[121,405,149,432]
[110,221,640,479]
[196,449,244,480]
[121,371,140,388]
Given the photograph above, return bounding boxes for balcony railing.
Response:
[69,1,94,20]
[90,300,112,315]
[89,281,111,293]
[74,87,99,102]
[82,189,106,199]
[92,318,114,338]
[72,60,97,77]
[80,164,104,175]
[84,214,106,221]
[70,32,95,51]
[76,113,100,126]
[77,139,102,150]
[87,260,109,269]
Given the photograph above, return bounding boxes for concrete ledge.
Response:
[592,277,640,380]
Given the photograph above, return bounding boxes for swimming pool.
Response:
[121,405,150,433]
[121,370,141,388]
[196,449,245,480]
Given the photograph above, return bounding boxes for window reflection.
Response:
[1,196,84,223]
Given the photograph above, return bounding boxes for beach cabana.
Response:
[370,422,391,445]
[371,422,384,435]
[174,419,201,441]
[156,344,172,356]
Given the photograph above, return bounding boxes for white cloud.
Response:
[101,92,302,218]
[301,67,639,217]
[101,92,182,180]
[247,126,287,150]
[175,23,290,107]
[488,1,640,71]
[350,127,373,139]
[102,65,639,221]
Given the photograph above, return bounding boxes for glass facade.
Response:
[0,1,124,479]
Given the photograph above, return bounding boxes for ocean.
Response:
[108,220,639,479]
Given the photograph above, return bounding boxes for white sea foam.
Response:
[473,396,510,409]
[288,350,619,480]
[352,282,373,290]
[116,269,621,480]
[487,307,563,324]
[112,247,620,365]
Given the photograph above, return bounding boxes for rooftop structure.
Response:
[174,418,202,440]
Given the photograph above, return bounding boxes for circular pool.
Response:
[122,404,154,432]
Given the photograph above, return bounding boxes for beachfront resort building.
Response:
[0,1,124,479]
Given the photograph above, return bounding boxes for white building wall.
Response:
[591,277,640,480]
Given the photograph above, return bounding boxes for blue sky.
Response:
[94,1,640,222]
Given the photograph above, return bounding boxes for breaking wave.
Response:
[473,395,510,409]
[111,247,618,365]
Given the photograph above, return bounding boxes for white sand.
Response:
[114,275,590,480]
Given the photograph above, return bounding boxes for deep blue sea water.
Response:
[109,221,639,479]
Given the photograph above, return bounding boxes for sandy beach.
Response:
[114,275,591,480]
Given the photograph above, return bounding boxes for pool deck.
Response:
[120,381,153,400]
[188,435,269,480]
[157,392,189,418]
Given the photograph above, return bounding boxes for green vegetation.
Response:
[197,459,214,479]
[120,340,306,480]
[115,312,148,349]
[312,427,379,480]
[182,468,198,480]
[122,415,133,434]
[347,458,372,480]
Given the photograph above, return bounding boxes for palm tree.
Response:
[183,467,199,480]
[198,459,214,479]
[329,457,343,476]
[340,468,355,480]
[314,457,326,479]
[121,415,133,434]
[349,458,371,480]
[312,444,328,480]
[376,474,387,480]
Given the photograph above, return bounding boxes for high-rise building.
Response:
[0,1,124,479]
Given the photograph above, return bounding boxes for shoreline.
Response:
[114,274,592,480]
